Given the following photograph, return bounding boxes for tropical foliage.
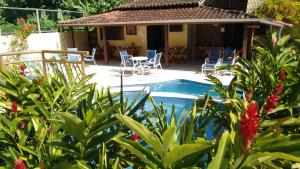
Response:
[0,32,300,168]
[255,0,300,37]
[0,0,124,33]
[9,18,36,52]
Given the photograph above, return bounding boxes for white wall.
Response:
[0,31,89,53]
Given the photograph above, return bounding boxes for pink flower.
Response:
[240,102,260,153]
[11,101,18,114]
[15,159,26,169]
[131,133,138,142]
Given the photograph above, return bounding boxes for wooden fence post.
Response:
[0,56,3,70]
[80,54,85,75]
[41,51,47,77]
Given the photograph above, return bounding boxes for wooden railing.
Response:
[0,50,89,77]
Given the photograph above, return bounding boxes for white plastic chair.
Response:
[84,48,97,65]
[119,50,138,74]
[144,53,162,70]
[201,49,222,75]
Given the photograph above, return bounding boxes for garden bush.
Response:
[0,32,299,168]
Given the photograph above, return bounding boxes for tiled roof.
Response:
[60,6,255,26]
[118,0,199,9]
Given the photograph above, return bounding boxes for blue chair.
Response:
[201,49,222,74]
[119,50,138,73]
[144,53,162,70]
[146,50,157,63]
[67,48,80,61]
[222,49,236,65]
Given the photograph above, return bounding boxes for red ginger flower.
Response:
[131,133,138,142]
[15,159,26,169]
[279,71,287,80]
[240,102,260,153]
[11,101,18,113]
[264,81,284,113]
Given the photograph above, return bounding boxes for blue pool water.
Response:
[127,79,217,97]
[148,79,216,96]
[121,80,218,140]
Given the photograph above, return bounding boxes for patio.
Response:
[85,60,234,89]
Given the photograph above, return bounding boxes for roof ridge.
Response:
[117,0,200,10]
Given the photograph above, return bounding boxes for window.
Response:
[106,26,124,40]
[169,25,183,32]
[126,25,137,35]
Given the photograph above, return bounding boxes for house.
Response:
[59,0,286,66]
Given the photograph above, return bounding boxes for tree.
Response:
[61,0,123,16]
[255,0,300,36]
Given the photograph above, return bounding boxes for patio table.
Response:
[131,56,148,75]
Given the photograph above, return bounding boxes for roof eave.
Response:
[59,18,286,27]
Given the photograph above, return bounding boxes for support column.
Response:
[164,25,169,67]
[69,26,76,48]
[96,27,101,46]
[248,26,255,58]
[242,24,248,58]
[102,26,109,64]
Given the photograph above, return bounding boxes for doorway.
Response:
[147,26,165,51]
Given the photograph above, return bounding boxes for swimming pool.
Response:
[125,79,217,97]
[124,80,217,140]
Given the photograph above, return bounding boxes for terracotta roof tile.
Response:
[118,0,199,9]
[60,6,255,26]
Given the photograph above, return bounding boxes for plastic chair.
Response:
[146,50,157,63]
[119,50,138,73]
[84,48,97,65]
[144,53,163,70]
[201,49,222,74]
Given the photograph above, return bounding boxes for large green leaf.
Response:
[208,131,231,169]
[163,140,213,168]
[162,126,176,155]
[112,137,161,168]
[56,112,86,142]
[115,114,163,156]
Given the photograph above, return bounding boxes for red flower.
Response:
[18,18,26,23]
[274,81,283,96]
[11,101,18,113]
[245,86,254,102]
[15,159,26,169]
[20,64,25,76]
[18,121,26,129]
[264,81,284,113]
[279,71,287,80]
[240,102,260,153]
[20,27,29,31]
[264,94,280,113]
[131,133,138,142]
